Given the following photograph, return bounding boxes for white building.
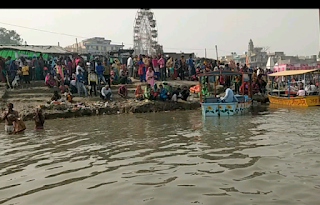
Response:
[64,37,124,55]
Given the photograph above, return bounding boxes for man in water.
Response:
[33,107,45,130]
[220,85,238,103]
[1,103,19,134]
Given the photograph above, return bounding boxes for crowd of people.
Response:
[128,53,198,82]
[133,82,190,102]
[0,52,271,108]
[0,52,198,103]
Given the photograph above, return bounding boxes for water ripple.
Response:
[0,107,319,205]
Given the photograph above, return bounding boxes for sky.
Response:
[0,9,318,59]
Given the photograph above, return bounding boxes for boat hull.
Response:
[201,100,252,116]
[268,94,320,107]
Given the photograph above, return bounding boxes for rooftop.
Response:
[0,45,71,54]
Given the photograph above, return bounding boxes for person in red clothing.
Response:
[239,81,249,94]
[67,58,72,75]
[118,84,128,98]
[137,55,145,82]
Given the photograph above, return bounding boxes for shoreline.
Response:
[21,99,201,122]
[0,78,268,122]
[0,80,201,122]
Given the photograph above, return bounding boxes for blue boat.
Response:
[198,70,253,116]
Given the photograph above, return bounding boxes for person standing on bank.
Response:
[103,60,111,87]
[157,54,165,81]
[179,55,186,80]
[187,54,194,80]
[76,69,88,97]
[127,55,133,78]
[88,69,98,97]
[95,61,107,89]
[1,103,19,134]
[22,61,30,87]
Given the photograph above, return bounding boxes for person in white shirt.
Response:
[257,67,260,76]
[100,85,112,101]
[76,61,84,75]
[305,82,317,95]
[296,89,306,97]
[69,74,77,94]
[220,85,238,103]
[127,55,133,78]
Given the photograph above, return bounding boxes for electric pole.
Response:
[205,48,207,58]
[76,38,79,53]
[215,45,219,60]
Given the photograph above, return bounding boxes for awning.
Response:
[268,69,319,77]
[0,45,71,54]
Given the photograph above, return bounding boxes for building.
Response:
[247,39,269,68]
[219,52,247,65]
[277,55,317,65]
[64,37,124,55]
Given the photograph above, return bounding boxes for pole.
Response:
[76,38,79,53]
[249,73,253,100]
[304,73,306,90]
[270,77,273,95]
[215,45,218,60]
[199,76,203,102]
[288,75,291,98]
[214,75,216,97]
[205,48,207,58]
[278,80,280,96]
[58,42,60,47]
[319,9,320,52]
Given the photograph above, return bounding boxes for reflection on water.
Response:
[0,106,319,205]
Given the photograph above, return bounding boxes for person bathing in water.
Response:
[33,106,45,130]
[1,103,19,134]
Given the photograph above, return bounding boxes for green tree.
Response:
[0,27,23,45]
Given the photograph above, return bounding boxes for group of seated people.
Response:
[134,82,190,102]
[289,82,318,97]
[99,84,128,101]
[50,88,73,104]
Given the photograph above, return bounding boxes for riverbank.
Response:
[0,79,268,122]
[0,79,201,122]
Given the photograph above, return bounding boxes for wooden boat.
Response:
[198,70,253,116]
[268,69,320,107]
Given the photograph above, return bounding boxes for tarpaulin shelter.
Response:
[0,45,72,60]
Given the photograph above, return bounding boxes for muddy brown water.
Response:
[0,105,319,205]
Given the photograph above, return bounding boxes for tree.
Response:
[0,27,23,45]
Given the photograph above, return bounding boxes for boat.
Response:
[268,69,320,107]
[198,70,253,116]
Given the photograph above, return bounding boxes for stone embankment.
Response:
[0,80,201,122]
[19,100,200,121]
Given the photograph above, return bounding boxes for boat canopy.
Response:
[268,69,319,77]
[198,70,248,77]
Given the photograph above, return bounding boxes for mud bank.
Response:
[18,99,201,121]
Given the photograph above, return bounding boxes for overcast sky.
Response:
[0,9,318,58]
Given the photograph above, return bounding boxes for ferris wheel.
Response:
[133,9,161,56]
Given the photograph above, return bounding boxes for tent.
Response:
[0,45,72,60]
[266,57,275,71]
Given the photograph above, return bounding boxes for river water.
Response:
[0,105,320,205]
